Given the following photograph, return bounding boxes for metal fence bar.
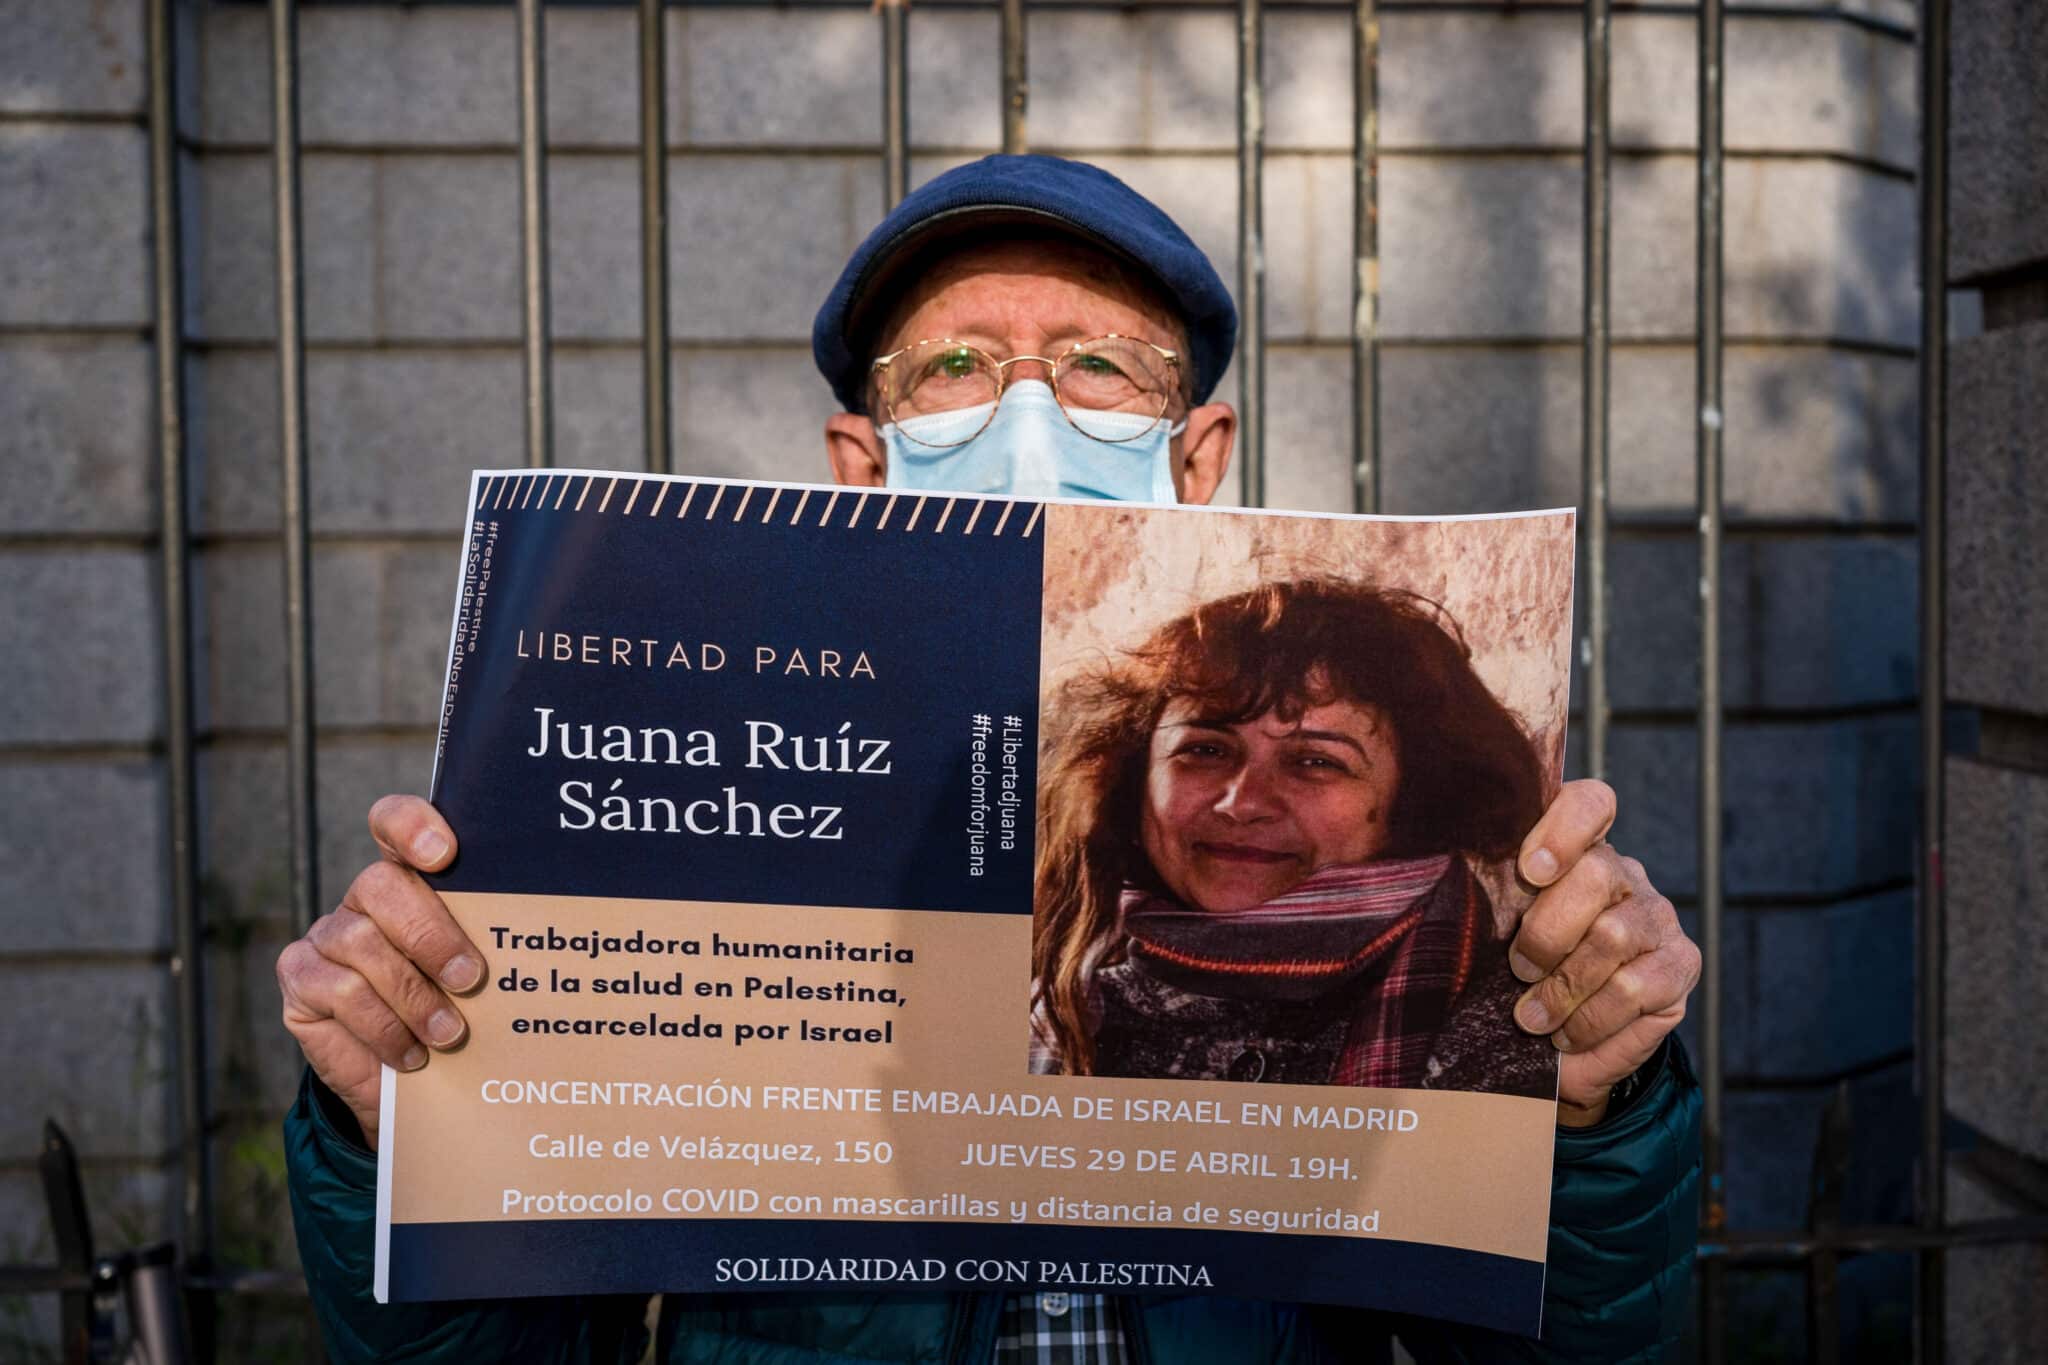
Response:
[1696,0,1728,1355]
[1708,1215,2048,1260]
[639,0,672,472]
[518,0,554,469]
[1000,0,1027,155]
[1350,0,1379,515]
[1807,1082,1853,1364]
[1915,0,1949,1358]
[1581,0,1611,780]
[881,0,911,210]
[1236,0,1266,509]
[148,0,212,1273]
[271,0,320,939]
[40,1124,92,1363]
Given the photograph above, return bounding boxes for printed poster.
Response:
[377,469,1576,1335]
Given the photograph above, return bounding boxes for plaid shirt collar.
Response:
[995,1290,1128,1365]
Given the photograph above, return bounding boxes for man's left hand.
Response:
[1508,779,1701,1127]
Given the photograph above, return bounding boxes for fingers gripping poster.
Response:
[378,469,1576,1335]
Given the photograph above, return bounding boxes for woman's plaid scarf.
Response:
[1114,856,1483,1089]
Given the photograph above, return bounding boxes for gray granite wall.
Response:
[1,1,192,1353]
[1941,1,2048,1358]
[0,0,1923,1355]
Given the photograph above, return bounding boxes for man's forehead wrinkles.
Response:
[881,244,1184,356]
[915,273,1134,317]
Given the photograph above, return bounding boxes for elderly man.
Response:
[281,155,1702,1363]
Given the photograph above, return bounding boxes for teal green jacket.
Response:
[287,1041,1698,1364]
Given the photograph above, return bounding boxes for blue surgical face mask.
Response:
[880,380,1183,503]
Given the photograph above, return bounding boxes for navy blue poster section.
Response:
[389,1218,1544,1333]
[432,479,1043,914]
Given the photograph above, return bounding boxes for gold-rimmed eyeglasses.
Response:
[869,334,1183,447]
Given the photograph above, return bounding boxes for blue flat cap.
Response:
[812,154,1238,414]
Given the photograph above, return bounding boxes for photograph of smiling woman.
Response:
[1030,579,1559,1099]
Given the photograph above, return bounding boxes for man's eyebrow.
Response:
[1042,323,1180,352]
[894,324,1171,354]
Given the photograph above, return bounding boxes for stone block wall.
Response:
[0,1,181,1355]
[1942,2,2048,1356]
[0,0,1926,1356]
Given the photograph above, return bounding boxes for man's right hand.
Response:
[276,795,484,1148]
